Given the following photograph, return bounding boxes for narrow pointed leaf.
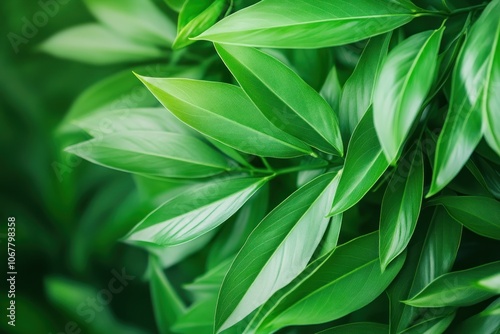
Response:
[215,172,340,332]
[137,77,313,158]
[340,33,391,138]
[482,0,500,156]
[374,28,443,163]
[215,43,343,155]
[195,0,419,48]
[429,0,500,196]
[388,207,462,333]
[65,131,231,178]
[39,24,163,65]
[174,0,230,49]
[405,261,500,307]
[329,108,390,215]
[428,196,500,240]
[260,232,406,331]
[320,65,342,112]
[126,177,268,246]
[84,0,176,46]
[398,312,455,334]
[380,146,424,270]
[149,255,186,334]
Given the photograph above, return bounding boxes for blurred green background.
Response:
[0,1,176,333]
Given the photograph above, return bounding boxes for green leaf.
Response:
[149,255,186,334]
[126,177,267,246]
[456,298,500,334]
[195,0,419,48]
[428,196,500,240]
[84,0,176,46]
[398,312,455,334]
[482,0,500,156]
[215,43,343,155]
[174,0,230,49]
[65,131,231,178]
[478,273,500,294]
[387,207,462,333]
[329,108,390,215]
[374,28,443,163]
[165,0,187,12]
[429,0,500,196]
[137,76,313,157]
[74,107,197,137]
[39,24,164,65]
[172,295,217,334]
[320,65,342,112]
[207,184,269,268]
[215,172,340,332]
[184,258,232,299]
[405,261,500,307]
[259,232,406,331]
[316,322,389,334]
[340,33,391,138]
[380,145,424,270]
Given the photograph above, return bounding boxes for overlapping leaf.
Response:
[405,261,500,307]
[215,172,340,332]
[429,0,500,196]
[428,196,500,240]
[137,77,313,158]
[126,177,268,246]
[329,108,390,215]
[215,44,343,155]
[374,28,443,163]
[379,145,424,270]
[66,131,231,178]
[195,0,419,48]
[340,33,391,138]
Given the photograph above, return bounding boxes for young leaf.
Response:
[387,207,462,333]
[428,196,500,240]
[137,77,314,158]
[84,0,176,46]
[126,177,268,246]
[380,145,424,270]
[215,172,340,332]
[174,0,230,49]
[65,131,231,179]
[456,298,500,334]
[429,0,500,196]
[374,28,443,163]
[340,33,391,138]
[329,108,390,215]
[149,255,186,334]
[316,322,389,334]
[215,44,343,155]
[195,0,419,48]
[39,24,164,65]
[405,261,500,307]
[259,232,406,332]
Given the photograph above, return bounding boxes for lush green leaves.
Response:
[215,43,343,155]
[429,0,500,196]
[215,172,340,332]
[174,0,230,49]
[137,77,314,157]
[406,261,500,307]
[456,298,500,333]
[196,0,419,48]
[329,108,390,215]
[379,145,424,270]
[66,131,231,178]
[258,232,405,331]
[428,196,500,240]
[126,177,267,246]
[374,28,443,163]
